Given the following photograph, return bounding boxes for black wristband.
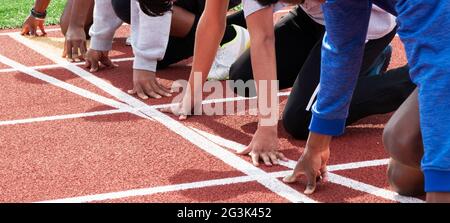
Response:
[30,8,47,19]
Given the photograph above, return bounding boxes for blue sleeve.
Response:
[309,0,373,136]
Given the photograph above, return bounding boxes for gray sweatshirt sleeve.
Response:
[131,0,172,72]
[89,0,123,51]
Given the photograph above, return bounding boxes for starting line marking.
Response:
[36,171,292,203]
[190,127,424,203]
[0,92,291,126]
[10,33,316,203]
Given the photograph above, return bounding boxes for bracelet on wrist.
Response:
[30,8,47,20]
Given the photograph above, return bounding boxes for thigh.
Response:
[111,0,131,24]
[384,88,423,167]
[282,40,323,139]
[360,27,397,75]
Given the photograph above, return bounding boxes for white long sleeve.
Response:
[131,0,172,72]
[89,0,123,51]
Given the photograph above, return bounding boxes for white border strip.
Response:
[306,84,319,111]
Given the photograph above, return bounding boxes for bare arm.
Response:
[246,6,278,128]
[34,0,51,13]
[163,0,230,119]
[236,6,287,167]
[187,0,229,100]
[67,0,93,29]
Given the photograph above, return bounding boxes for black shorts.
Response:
[110,0,242,24]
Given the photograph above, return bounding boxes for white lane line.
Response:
[327,159,389,172]
[12,33,315,203]
[0,91,292,126]
[190,127,390,171]
[0,28,61,36]
[9,33,160,113]
[190,127,424,203]
[348,124,385,129]
[0,23,129,36]
[0,57,135,73]
[0,54,146,119]
[327,173,424,203]
[0,109,125,126]
[35,171,292,203]
[141,107,317,203]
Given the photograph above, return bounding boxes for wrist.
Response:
[305,132,332,153]
[30,8,47,20]
[256,125,277,134]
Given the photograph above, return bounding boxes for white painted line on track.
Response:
[190,127,424,203]
[36,171,292,203]
[0,92,292,126]
[0,57,134,73]
[11,33,315,203]
[0,54,142,118]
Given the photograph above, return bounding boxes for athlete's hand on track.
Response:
[283,132,331,194]
[21,15,46,36]
[63,26,87,62]
[128,69,172,100]
[237,126,288,167]
[85,49,117,72]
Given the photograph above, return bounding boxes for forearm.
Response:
[187,0,229,97]
[246,7,278,127]
[306,132,332,153]
[309,0,372,136]
[33,0,51,13]
[68,0,94,28]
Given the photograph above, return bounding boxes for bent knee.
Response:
[387,159,425,196]
[383,125,421,166]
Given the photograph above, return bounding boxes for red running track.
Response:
[0,25,419,203]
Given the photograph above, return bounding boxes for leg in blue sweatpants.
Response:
[390,0,450,200]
